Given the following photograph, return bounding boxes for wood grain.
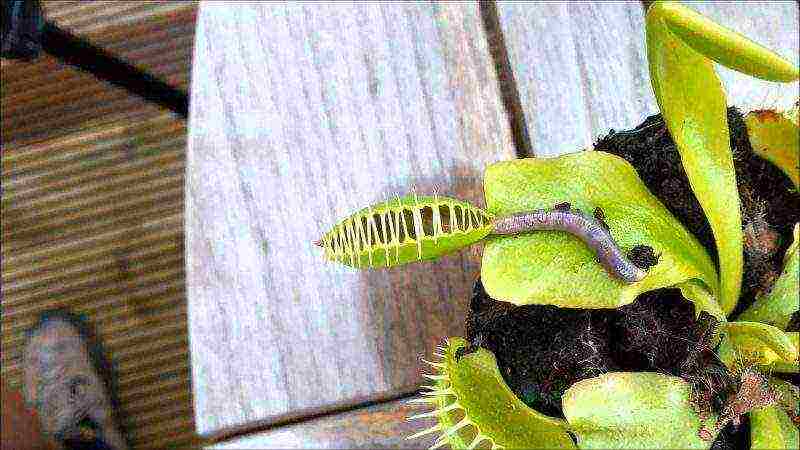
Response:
[682,1,799,112]
[3,0,199,113]
[186,1,514,437]
[497,1,799,158]
[41,0,199,91]
[496,1,655,156]
[1,54,167,146]
[1,111,201,448]
[210,396,437,449]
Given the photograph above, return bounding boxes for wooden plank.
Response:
[2,2,195,144]
[187,0,514,437]
[1,108,200,447]
[497,1,799,159]
[683,1,799,112]
[40,1,199,91]
[210,397,437,449]
[0,53,166,146]
[42,1,194,33]
[496,1,655,156]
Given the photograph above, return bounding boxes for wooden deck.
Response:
[185,0,799,446]
[2,2,201,449]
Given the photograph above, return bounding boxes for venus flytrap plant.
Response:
[479,152,722,316]
[719,222,799,374]
[413,338,722,450]
[316,1,799,448]
[737,224,800,330]
[710,224,800,447]
[645,0,798,315]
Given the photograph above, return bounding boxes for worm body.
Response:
[491,208,647,283]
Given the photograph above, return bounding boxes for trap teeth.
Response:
[423,374,447,381]
[406,424,443,440]
[406,397,437,405]
[443,417,472,437]
[421,358,445,369]
[406,403,459,421]
[420,387,455,397]
[467,434,491,450]
[429,435,449,450]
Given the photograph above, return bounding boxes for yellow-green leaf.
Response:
[562,372,718,449]
[409,337,575,449]
[750,405,799,450]
[718,321,799,371]
[769,332,800,373]
[678,280,726,321]
[745,106,800,190]
[738,224,800,328]
[318,195,493,269]
[769,377,799,416]
[481,153,720,316]
[652,2,799,82]
[647,2,745,314]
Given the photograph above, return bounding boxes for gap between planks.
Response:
[479,0,532,157]
[207,389,420,446]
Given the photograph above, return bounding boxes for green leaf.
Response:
[651,2,799,82]
[410,337,574,449]
[562,372,718,449]
[738,224,800,328]
[678,280,726,321]
[718,321,799,371]
[647,2,747,315]
[769,332,800,373]
[750,405,799,450]
[318,195,493,268]
[745,106,800,190]
[481,152,720,316]
[769,377,799,416]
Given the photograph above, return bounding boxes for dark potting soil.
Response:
[466,280,731,415]
[597,107,800,316]
[464,107,798,448]
[465,279,614,417]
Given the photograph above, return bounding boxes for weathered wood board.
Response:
[497,1,799,158]
[186,1,515,437]
[496,1,656,156]
[684,1,799,112]
[40,0,198,90]
[209,396,437,449]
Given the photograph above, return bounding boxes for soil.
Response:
[597,107,800,316]
[465,281,733,414]
[464,107,799,449]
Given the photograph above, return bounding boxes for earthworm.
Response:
[491,205,648,283]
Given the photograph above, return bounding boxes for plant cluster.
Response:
[317,2,799,448]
